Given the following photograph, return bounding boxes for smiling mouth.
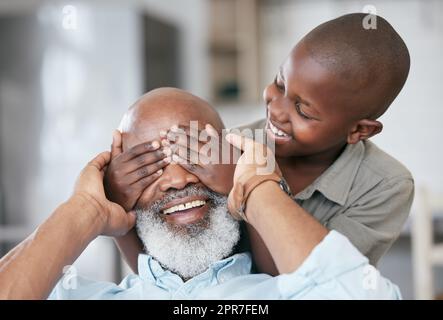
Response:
[267,120,292,139]
[162,200,206,215]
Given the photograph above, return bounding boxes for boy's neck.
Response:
[276,143,347,195]
[277,143,347,177]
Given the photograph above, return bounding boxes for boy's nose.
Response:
[263,83,278,105]
[157,163,200,192]
[263,83,291,121]
[267,96,292,124]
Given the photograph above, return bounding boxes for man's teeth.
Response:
[269,122,290,137]
[163,200,206,215]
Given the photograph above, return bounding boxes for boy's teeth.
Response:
[270,122,289,137]
[163,200,206,215]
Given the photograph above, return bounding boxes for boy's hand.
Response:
[164,124,239,195]
[104,130,171,211]
[225,132,279,184]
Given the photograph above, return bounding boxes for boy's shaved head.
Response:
[302,13,410,119]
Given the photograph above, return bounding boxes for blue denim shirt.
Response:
[49,231,402,300]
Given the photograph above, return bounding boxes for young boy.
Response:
[107,13,413,275]
[232,12,413,273]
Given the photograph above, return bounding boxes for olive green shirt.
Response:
[236,119,414,266]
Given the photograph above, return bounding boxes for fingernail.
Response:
[164,156,171,163]
[156,169,163,175]
[166,132,176,142]
[162,147,172,156]
[161,139,170,147]
[152,141,160,149]
[112,130,118,143]
[169,144,178,153]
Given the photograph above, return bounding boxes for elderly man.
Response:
[0,88,400,299]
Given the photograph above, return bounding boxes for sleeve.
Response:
[277,231,402,300]
[326,176,414,266]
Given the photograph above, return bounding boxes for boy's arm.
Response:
[246,175,414,275]
[226,133,329,274]
[246,224,278,275]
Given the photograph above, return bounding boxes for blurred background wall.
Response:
[0,0,442,299]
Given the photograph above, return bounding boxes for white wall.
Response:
[136,0,209,99]
[0,1,143,281]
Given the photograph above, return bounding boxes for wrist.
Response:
[228,170,283,222]
[245,180,282,224]
[65,193,107,236]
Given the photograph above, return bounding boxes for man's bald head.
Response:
[301,13,410,119]
[120,87,224,150]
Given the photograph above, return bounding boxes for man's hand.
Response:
[104,130,171,211]
[0,151,143,299]
[73,151,137,237]
[164,124,238,195]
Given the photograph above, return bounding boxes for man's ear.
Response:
[347,119,383,144]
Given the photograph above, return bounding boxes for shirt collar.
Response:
[138,252,252,288]
[294,141,365,206]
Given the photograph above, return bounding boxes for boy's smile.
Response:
[267,118,293,144]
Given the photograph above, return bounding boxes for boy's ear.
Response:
[347,119,383,144]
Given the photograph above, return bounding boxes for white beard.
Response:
[135,186,240,280]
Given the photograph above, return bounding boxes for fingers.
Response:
[225,133,252,151]
[205,123,219,138]
[167,131,203,153]
[111,130,123,159]
[88,151,111,171]
[169,124,206,139]
[131,167,165,190]
[165,124,224,163]
[170,143,211,165]
[173,154,203,175]
[125,149,169,174]
[121,140,161,162]
[126,211,137,231]
[126,157,170,185]
[165,124,212,144]
[108,206,137,237]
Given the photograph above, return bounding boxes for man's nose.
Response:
[157,163,200,192]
